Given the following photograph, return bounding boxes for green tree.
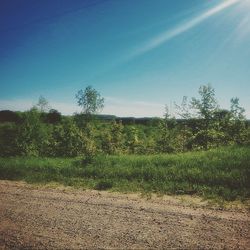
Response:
[74,86,104,161]
[229,97,246,144]
[101,120,124,154]
[156,106,177,153]
[0,123,19,156]
[36,96,50,113]
[125,126,140,154]
[191,84,218,121]
[175,96,191,119]
[82,123,97,162]
[76,86,104,124]
[230,97,245,120]
[16,108,49,156]
[46,109,62,124]
[190,84,219,149]
[213,109,232,146]
[48,119,96,158]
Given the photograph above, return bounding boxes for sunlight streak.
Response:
[129,0,241,59]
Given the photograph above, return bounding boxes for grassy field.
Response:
[0,146,249,201]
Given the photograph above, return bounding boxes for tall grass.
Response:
[0,146,249,201]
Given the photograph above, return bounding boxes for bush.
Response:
[0,123,19,156]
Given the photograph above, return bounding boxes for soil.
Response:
[0,180,249,249]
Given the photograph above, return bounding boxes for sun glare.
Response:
[238,0,250,9]
[235,0,250,40]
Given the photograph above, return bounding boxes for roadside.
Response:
[0,180,249,249]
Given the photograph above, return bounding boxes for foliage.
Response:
[49,120,84,157]
[191,84,218,120]
[0,146,249,201]
[190,84,219,149]
[36,96,50,113]
[101,120,124,154]
[15,108,50,156]
[0,123,19,156]
[229,98,246,144]
[46,109,62,124]
[0,110,22,123]
[1,84,249,202]
[0,84,249,158]
[76,85,104,117]
[124,125,140,154]
[156,106,179,153]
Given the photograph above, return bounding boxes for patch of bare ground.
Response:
[0,180,249,249]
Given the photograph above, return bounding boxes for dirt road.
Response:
[0,180,249,249]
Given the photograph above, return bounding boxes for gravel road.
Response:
[0,180,249,249]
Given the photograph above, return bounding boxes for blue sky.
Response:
[0,0,249,117]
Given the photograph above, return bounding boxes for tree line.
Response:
[0,84,249,159]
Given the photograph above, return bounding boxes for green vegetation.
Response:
[1,84,249,158]
[0,84,249,202]
[0,146,249,201]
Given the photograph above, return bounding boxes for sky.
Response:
[0,0,250,117]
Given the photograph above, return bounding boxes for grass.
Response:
[0,146,249,201]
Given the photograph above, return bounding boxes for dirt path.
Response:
[0,180,249,249]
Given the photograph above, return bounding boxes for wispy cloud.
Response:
[234,14,250,41]
[128,0,240,59]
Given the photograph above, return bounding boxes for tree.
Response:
[16,108,49,156]
[175,96,191,119]
[36,96,50,112]
[230,97,245,121]
[229,98,246,144]
[125,126,140,154]
[46,109,62,124]
[0,123,19,156]
[191,84,218,121]
[156,105,178,153]
[190,84,219,149]
[75,86,104,161]
[76,86,104,119]
[0,110,21,123]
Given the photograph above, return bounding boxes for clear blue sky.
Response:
[0,0,249,117]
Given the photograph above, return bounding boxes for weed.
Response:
[0,146,249,201]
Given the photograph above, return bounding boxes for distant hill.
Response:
[94,114,161,125]
[1,110,249,126]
